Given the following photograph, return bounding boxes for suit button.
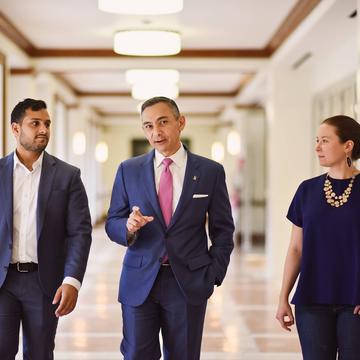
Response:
[159,257,163,263]
[9,244,12,249]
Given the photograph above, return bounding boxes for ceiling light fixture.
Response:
[99,0,183,14]
[126,69,179,84]
[131,82,179,100]
[125,69,180,100]
[114,30,181,56]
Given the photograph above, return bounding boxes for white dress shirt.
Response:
[12,151,80,291]
[12,151,43,264]
[154,143,188,215]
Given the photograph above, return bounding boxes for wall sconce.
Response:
[95,141,109,163]
[72,132,86,155]
[227,131,241,155]
[211,142,224,163]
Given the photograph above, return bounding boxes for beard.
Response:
[20,134,49,153]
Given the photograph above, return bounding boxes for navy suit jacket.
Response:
[106,149,234,306]
[0,151,92,298]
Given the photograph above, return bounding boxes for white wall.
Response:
[264,0,358,285]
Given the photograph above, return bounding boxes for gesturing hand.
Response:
[126,206,154,234]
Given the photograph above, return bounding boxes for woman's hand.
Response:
[276,300,295,331]
[353,305,360,315]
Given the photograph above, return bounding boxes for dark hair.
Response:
[322,115,360,160]
[11,98,47,124]
[141,96,180,119]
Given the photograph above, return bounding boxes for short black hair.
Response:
[11,98,47,124]
[141,96,180,119]
[322,115,360,160]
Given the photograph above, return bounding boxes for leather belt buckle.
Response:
[10,262,38,273]
[17,262,30,273]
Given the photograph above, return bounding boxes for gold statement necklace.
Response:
[323,173,356,207]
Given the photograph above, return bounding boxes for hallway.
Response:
[50,226,302,359]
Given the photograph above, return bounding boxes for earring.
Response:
[346,156,352,168]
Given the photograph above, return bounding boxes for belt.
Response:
[9,262,38,273]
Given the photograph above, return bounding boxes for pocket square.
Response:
[193,194,209,198]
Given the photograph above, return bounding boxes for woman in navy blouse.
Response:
[276,115,360,360]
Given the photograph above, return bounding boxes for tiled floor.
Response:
[17,226,302,359]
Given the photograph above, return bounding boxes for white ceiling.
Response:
[1,0,354,116]
[0,0,297,49]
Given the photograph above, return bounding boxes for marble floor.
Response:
[17,226,302,359]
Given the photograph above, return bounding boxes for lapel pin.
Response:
[193,176,197,181]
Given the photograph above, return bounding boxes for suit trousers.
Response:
[0,268,58,360]
[121,266,207,360]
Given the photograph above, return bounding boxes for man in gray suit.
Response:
[0,98,92,359]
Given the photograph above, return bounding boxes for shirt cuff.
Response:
[126,230,138,246]
[63,276,81,291]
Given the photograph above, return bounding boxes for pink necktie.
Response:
[158,158,173,227]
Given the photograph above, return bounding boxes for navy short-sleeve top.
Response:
[287,173,360,305]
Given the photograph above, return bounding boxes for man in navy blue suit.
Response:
[106,96,234,359]
[0,98,92,359]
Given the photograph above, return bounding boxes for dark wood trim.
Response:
[0,11,36,55]
[78,90,238,98]
[181,91,237,97]
[235,104,263,110]
[250,199,266,207]
[265,0,321,55]
[52,73,80,96]
[68,71,255,99]
[49,75,241,101]
[179,49,269,58]
[10,68,35,75]
[79,91,129,97]
[32,48,270,58]
[67,104,80,110]
[235,233,265,247]
[101,111,221,117]
[236,73,255,96]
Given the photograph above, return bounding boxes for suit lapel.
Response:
[141,150,166,229]
[168,152,200,229]
[37,152,56,239]
[0,154,14,236]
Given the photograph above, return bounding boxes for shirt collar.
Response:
[13,151,44,172]
[155,143,187,169]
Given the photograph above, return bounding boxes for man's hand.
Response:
[52,284,78,318]
[126,206,154,234]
